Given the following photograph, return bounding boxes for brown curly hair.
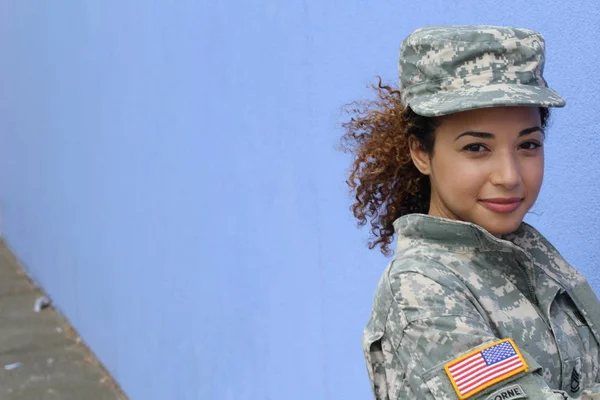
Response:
[340,79,550,256]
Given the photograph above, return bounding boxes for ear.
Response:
[408,136,432,176]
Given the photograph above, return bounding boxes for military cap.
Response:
[399,25,566,116]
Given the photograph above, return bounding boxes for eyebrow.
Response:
[454,126,543,141]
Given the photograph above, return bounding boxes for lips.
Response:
[479,198,524,213]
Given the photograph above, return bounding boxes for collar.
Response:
[393,213,547,254]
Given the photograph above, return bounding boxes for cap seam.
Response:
[402,71,545,91]
[407,83,559,102]
[404,32,542,46]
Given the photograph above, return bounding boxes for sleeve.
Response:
[386,269,570,400]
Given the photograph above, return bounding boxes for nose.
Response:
[489,151,522,189]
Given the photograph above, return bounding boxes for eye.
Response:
[463,143,488,152]
[519,141,542,150]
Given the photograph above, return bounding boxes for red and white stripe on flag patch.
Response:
[444,338,528,399]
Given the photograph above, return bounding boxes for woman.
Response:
[342,26,600,399]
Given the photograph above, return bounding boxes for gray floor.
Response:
[0,241,127,399]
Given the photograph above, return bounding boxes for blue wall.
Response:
[0,1,599,399]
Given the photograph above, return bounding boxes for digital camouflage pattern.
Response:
[399,26,566,117]
[363,214,600,399]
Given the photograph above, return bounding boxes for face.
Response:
[410,106,545,236]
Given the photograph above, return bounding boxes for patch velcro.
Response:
[444,339,528,399]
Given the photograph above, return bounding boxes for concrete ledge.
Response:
[0,240,127,400]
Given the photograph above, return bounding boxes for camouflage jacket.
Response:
[363,214,600,399]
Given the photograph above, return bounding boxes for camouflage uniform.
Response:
[362,214,600,399]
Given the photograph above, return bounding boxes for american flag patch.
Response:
[444,339,528,399]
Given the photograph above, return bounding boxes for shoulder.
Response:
[387,246,471,301]
[388,250,483,322]
[364,248,481,337]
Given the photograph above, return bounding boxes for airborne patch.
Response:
[484,384,527,400]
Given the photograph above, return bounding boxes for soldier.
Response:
[340,26,600,399]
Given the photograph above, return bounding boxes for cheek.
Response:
[432,155,486,195]
[521,155,544,192]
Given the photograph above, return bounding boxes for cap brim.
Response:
[407,83,566,117]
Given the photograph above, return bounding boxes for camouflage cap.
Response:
[399,25,566,117]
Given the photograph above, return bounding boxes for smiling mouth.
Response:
[478,198,524,213]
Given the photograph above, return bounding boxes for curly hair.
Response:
[340,79,550,256]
